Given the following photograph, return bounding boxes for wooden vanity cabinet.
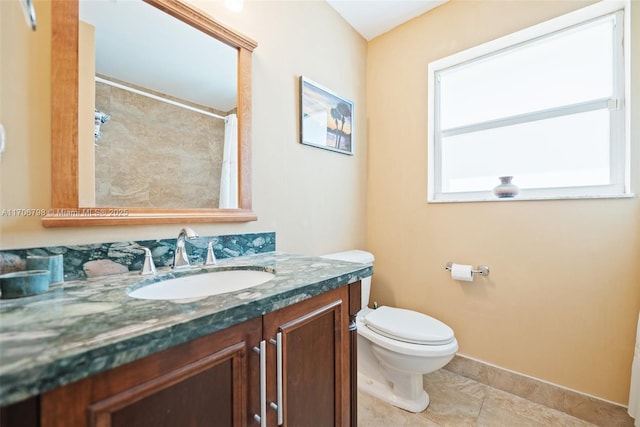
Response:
[40,317,262,427]
[262,285,352,427]
[2,281,361,427]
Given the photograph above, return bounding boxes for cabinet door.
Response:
[40,317,261,427]
[263,286,350,427]
[0,396,39,427]
[348,281,361,427]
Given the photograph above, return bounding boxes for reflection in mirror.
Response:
[44,0,257,227]
[79,0,238,209]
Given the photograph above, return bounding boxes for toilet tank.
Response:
[321,250,374,310]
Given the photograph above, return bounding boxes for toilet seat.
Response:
[363,306,455,345]
[357,316,458,357]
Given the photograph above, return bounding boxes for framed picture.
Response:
[300,76,354,155]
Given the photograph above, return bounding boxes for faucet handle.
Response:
[205,241,217,265]
[140,247,157,275]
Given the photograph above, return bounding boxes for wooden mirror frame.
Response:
[43,0,257,227]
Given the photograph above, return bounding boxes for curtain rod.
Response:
[95,76,228,121]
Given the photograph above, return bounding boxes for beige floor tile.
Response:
[478,387,577,427]
[425,369,488,402]
[564,391,634,427]
[485,364,566,412]
[357,369,601,427]
[445,356,490,385]
[564,414,605,427]
[421,369,486,426]
[357,390,440,426]
[445,355,632,426]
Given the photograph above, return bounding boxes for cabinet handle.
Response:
[269,332,284,425]
[253,340,267,427]
[273,332,284,425]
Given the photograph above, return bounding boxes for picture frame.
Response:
[300,76,354,155]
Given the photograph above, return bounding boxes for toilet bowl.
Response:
[322,250,458,413]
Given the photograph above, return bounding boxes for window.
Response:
[428,2,630,202]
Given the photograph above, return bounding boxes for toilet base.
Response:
[357,371,430,413]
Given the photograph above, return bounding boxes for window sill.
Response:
[428,193,635,204]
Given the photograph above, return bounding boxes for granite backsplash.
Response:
[0,232,275,281]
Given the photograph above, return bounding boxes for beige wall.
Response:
[0,0,368,255]
[367,0,640,404]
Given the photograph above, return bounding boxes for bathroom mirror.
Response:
[43,0,257,227]
[80,0,239,210]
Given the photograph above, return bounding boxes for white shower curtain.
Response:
[629,312,640,426]
[219,114,238,209]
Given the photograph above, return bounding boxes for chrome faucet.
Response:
[140,247,157,275]
[173,227,198,269]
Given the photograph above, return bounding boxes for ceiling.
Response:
[80,0,237,112]
[326,0,448,41]
[78,0,447,112]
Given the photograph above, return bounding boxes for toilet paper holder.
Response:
[445,262,490,277]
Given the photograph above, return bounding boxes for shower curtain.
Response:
[219,114,238,209]
[630,312,640,426]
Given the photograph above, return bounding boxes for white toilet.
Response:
[322,250,458,413]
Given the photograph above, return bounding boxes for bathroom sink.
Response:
[127,268,275,300]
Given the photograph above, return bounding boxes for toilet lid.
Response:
[363,306,455,345]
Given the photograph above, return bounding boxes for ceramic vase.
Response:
[493,176,520,198]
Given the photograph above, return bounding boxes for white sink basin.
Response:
[128,268,275,300]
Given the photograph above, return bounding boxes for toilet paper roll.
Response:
[451,263,473,282]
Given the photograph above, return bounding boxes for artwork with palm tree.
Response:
[300,76,354,155]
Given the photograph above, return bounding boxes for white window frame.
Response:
[427,0,632,203]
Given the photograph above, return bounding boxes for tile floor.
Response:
[357,369,599,426]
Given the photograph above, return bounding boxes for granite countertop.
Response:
[0,252,372,407]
